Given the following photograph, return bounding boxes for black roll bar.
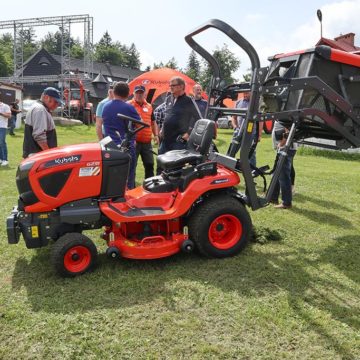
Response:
[185,19,261,77]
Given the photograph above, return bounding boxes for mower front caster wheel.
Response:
[51,233,98,277]
[106,246,121,259]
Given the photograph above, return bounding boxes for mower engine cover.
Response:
[16,142,131,213]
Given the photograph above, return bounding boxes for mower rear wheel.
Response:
[51,233,98,277]
[188,195,252,258]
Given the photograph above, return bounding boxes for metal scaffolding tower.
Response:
[0,14,94,84]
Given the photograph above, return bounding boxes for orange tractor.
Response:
[63,79,94,124]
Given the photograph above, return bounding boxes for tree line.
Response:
[0,28,243,89]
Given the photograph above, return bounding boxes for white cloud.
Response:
[245,13,266,22]
[290,0,360,50]
[235,0,360,79]
[139,49,156,71]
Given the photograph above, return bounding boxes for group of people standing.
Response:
[95,77,206,189]
[7,78,295,209]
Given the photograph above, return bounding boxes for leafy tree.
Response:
[165,57,178,70]
[19,27,38,61]
[242,70,252,82]
[185,50,201,82]
[144,65,151,72]
[40,30,84,59]
[40,32,59,54]
[153,57,178,70]
[97,31,113,48]
[0,52,12,77]
[199,44,240,89]
[122,43,141,69]
[95,34,141,68]
[95,46,126,65]
[153,61,165,69]
[0,33,14,76]
[70,38,84,59]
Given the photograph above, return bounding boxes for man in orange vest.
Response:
[128,85,159,179]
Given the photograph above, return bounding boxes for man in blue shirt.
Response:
[102,81,140,189]
[95,84,114,141]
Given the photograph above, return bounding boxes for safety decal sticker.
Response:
[79,166,101,177]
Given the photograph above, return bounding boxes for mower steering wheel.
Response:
[117,113,150,127]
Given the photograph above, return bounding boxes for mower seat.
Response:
[157,119,216,170]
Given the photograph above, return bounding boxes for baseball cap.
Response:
[134,85,145,93]
[43,87,64,105]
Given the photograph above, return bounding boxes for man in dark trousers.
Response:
[9,99,21,136]
[159,76,200,154]
[102,81,140,189]
[23,87,63,158]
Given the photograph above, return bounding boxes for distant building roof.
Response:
[50,53,142,81]
[19,48,143,99]
[92,72,108,84]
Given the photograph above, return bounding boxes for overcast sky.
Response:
[2,0,360,79]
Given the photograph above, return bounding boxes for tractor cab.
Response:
[263,46,360,150]
[185,19,360,211]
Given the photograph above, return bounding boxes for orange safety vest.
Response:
[127,99,153,143]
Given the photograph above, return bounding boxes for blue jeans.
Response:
[0,128,8,161]
[271,149,296,206]
[8,115,16,134]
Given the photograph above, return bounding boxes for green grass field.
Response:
[0,125,359,359]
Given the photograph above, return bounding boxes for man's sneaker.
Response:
[1,160,9,166]
[274,203,292,209]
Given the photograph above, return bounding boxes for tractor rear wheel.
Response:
[188,195,252,258]
[51,233,97,277]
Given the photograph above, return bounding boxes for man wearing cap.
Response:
[23,87,63,158]
[127,85,159,179]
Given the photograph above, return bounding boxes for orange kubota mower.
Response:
[7,19,360,277]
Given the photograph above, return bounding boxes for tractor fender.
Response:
[183,187,246,221]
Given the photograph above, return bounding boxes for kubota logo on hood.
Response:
[42,155,82,169]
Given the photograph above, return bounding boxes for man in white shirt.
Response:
[0,101,12,166]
